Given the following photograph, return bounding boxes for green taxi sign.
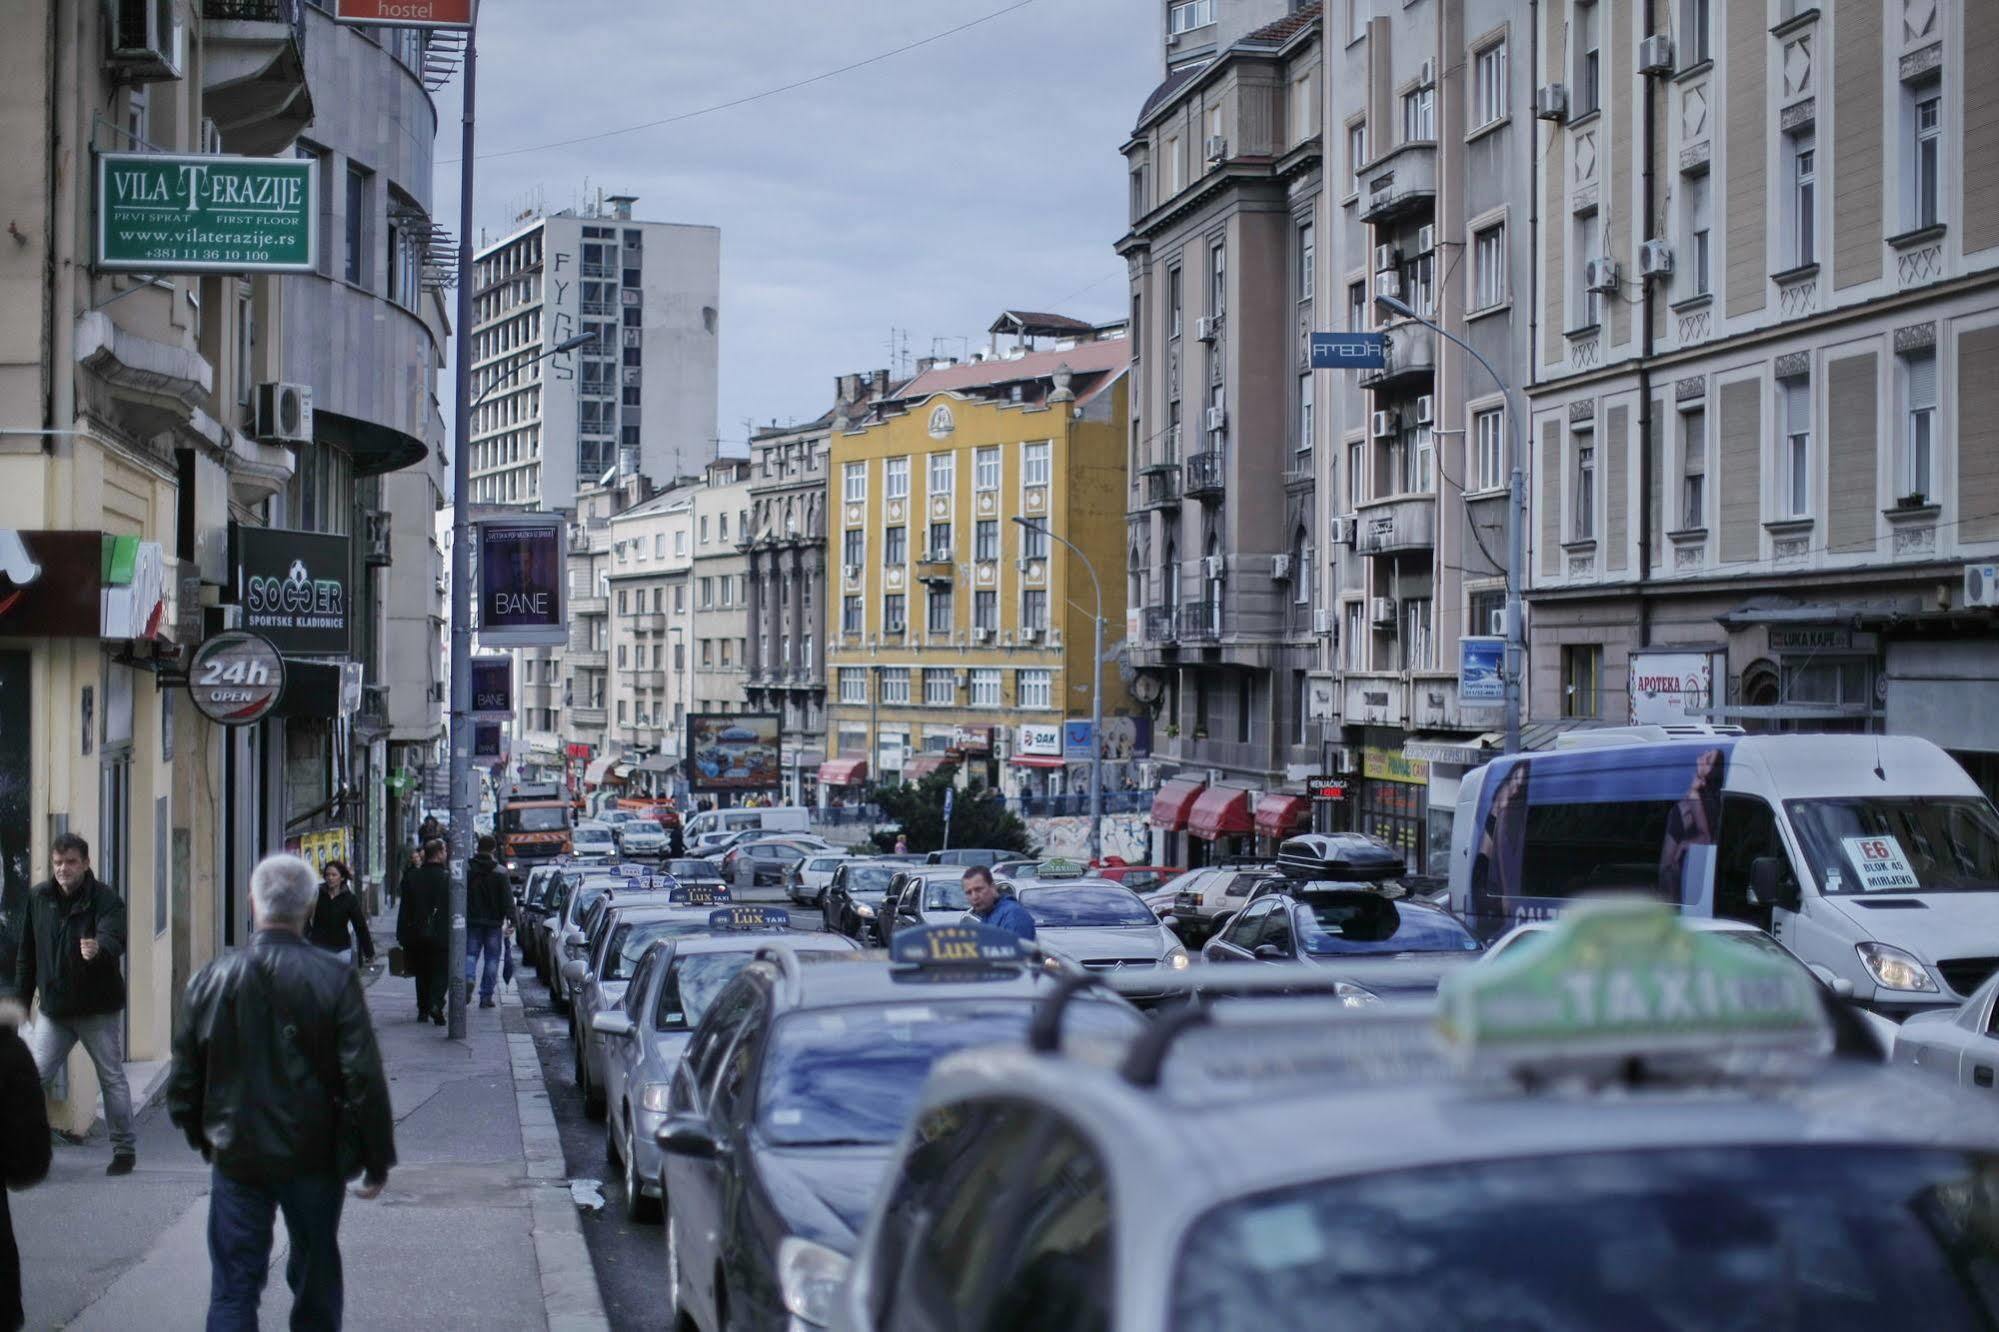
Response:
[1034,858,1086,879]
[1437,901,1829,1067]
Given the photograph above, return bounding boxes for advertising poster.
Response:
[476,517,567,647]
[1459,636,1505,705]
[293,827,352,874]
[687,713,781,793]
[1628,650,1718,725]
[0,532,105,637]
[236,528,351,656]
[471,656,513,719]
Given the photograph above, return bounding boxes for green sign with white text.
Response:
[96,153,317,274]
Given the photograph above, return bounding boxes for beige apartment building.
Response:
[690,458,752,730]
[604,482,696,793]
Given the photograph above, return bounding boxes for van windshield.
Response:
[500,806,569,833]
[1787,797,1999,895]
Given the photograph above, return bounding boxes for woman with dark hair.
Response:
[1656,747,1727,903]
[305,859,374,966]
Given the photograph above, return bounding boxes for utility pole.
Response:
[1014,517,1103,861]
[444,24,478,1041]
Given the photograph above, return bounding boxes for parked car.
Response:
[1012,878,1190,999]
[821,860,907,943]
[617,818,670,858]
[880,868,977,941]
[786,852,851,907]
[1202,886,1482,1004]
[924,847,1010,868]
[1896,969,1999,1089]
[1166,863,1286,943]
[680,804,812,841]
[570,821,618,862]
[1094,863,1185,896]
[719,835,837,888]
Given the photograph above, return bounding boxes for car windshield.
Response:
[603,920,711,981]
[574,828,612,845]
[628,820,664,835]
[665,859,719,879]
[1173,1146,1999,1331]
[842,865,898,897]
[806,857,844,872]
[758,998,1140,1146]
[652,948,821,1030]
[1787,797,1999,895]
[1019,885,1156,928]
[500,806,569,832]
[924,879,970,911]
[1297,894,1479,956]
[569,885,609,924]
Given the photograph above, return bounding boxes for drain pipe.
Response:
[1636,0,1659,649]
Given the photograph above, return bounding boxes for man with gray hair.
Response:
[169,854,396,1329]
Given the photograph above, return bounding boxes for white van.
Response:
[1449,731,1999,1017]
[681,805,813,841]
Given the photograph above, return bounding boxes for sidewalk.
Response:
[16,919,606,1330]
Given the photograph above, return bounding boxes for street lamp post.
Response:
[1013,516,1103,862]
[1374,293,1525,756]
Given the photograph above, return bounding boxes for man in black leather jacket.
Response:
[169,854,395,1330]
[396,839,452,1025]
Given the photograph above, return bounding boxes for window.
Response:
[1403,425,1434,495]
[1348,280,1367,333]
[1682,0,1711,67]
[1574,1,1600,117]
[1292,532,1313,606]
[1562,644,1602,718]
[1168,135,1184,194]
[975,446,1001,490]
[923,668,956,706]
[1169,267,1183,338]
[343,165,371,287]
[674,585,686,613]
[1348,439,1365,510]
[974,590,998,632]
[1017,670,1053,710]
[1405,249,1435,318]
[1022,589,1049,631]
[700,638,714,667]
[1294,376,1314,470]
[1474,408,1505,491]
[1573,211,1602,327]
[1167,0,1213,34]
[1904,349,1937,500]
[842,596,862,635]
[975,520,999,562]
[928,452,955,496]
[699,576,714,608]
[1782,377,1812,519]
[1790,132,1816,267]
[673,531,687,557]
[1573,432,1597,540]
[1401,598,1434,671]
[927,585,953,635]
[699,515,710,544]
[1297,223,1315,302]
[884,456,910,500]
[885,526,907,565]
[1344,601,1366,670]
[1348,0,1367,43]
[1913,90,1942,230]
[1469,588,1506,639]
[880,668,910,704]
[1474,40,1507,127]
[1685,172,1712,296]
[1680,406,1706,529]
[1022,442,1051,487]
[842,529,864,568]
[843,461,866,502]
[970,669,1000,707]
[1473,223,1506,309]
[927,522,952,561]
[884,594,906,632]
[1347,120,1368,193]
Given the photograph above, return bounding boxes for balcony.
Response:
[201,0,312,156]
[1343,673,1407,727]
[630,611,669,633]
[1354,495,1438,555]
[572,595,608,616]
[1143,605,1179,644]
[1183,451,1226,501]
[1176,600,1220,643]
[624,669,667,690]
[569,706,607,729]
[1357,140,1437,225]
[1140,464,1182,510]
[569,648,607,670]
[1359,322,1436,389]
[914,553,954,584]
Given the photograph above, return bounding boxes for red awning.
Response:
[1010,755,1068,769]
[1254,793,1310,838]
[818,755,868,785]
[1150,778,1207,831]
[903,754,953,779]
[1188,786,1254,840]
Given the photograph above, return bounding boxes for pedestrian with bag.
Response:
[168,853,396,1332]
[305,861,374,969]
[12,833,137,1175]
[464,836,511,1011]
[395,840,451,1026]
[0,988,50,1332]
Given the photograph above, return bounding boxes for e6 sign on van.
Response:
[1842,836,1921,892]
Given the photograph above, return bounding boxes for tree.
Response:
[870,766,1034,854]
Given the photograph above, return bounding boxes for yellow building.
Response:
[823,314,1132,798]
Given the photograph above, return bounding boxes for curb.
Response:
[502,983,612,1332]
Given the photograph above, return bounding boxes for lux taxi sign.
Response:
[891,923,1026,967]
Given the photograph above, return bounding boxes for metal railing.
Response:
[1142,467,1181,508]
[202,0,301,24]
[1176,599,1220,642]
[1143,605,1178,644]
[1183,450,1226,497]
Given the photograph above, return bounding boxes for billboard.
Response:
[687,713,781,793]
[96,153,316,274]
[236,527,351,657]
[470,656,513,719]
[476,516,567,647]
[1459,636,1505,705]
[1628,650,1719,725]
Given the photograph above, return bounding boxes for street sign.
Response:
[185,632,285,726]
[96,153,316,274]
[332,0,475,27]
[1309,331,1388,370]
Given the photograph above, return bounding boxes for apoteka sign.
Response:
[186,632,285,726]
[237,528,351,657]
[476,515,567,647]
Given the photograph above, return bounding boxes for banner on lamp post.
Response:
[332,0,475,28]
[475,515,567,647]
[470,656,513,720]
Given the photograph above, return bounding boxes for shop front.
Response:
[1187,785,1253,863]
[1149,775,1205,866]
[1356,745,1430,875]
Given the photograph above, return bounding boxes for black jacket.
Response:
[466,854,511,927]
[0,882,24,1003]
[306,886,374,960]
[1,1020,50,1332]
[396,863,451,949]
[168,931,396,1185]
[13,875,127,1020]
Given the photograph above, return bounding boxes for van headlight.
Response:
[1855,942,1939,993]
[777,1236,849,1326]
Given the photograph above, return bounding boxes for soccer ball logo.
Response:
[287,559,309,586]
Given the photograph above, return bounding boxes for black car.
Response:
[819,860,903,944]
[720,837,828,888]
[1201,888,1485,1003]
[923,847,1010,868]
[654,928,1144,1331]
[657,858,727,892]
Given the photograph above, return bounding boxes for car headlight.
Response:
[1333,980,1380,1009]
[507,860,519,870]
[777,1236,849,1327]
[640,1082,672,1113]
[1855,941,1939,993]
[1165,945,1191,970]
[853,903,875,917]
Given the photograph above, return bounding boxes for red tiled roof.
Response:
[889,337,1130,402]
[988,310,1096,336]
[1242,1,1322,47]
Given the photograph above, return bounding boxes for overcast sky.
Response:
[431,0,1157,452]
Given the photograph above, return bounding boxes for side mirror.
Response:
[1749,856,1802,913]
[655,1116,725,1159]
[1253,943,1286,961]
[591,1011,634,1038]
[560,959,593,987]
[1807,964,1857,1000]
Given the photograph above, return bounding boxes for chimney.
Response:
[869,369,890,398]
[837,372,860,404]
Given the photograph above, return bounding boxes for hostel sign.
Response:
[96,153,316,274]
[333,0,475,27]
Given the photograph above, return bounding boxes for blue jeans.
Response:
[206,1169,345,1331]
[465,923,504,1001]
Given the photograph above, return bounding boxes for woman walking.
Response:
[305,860,375,967]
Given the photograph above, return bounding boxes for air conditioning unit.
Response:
[1019,627,1041,643]
[1375,270,1403,301]
[1415,394,1434,425]
[1535,83,1569,122]
[362,510,392,567]
[1966,562,1999,608]
[1205,406,1228,433]
[927,547,952,564]
[1196,314,1222,343]
[1415,224,1436,255]
[108,0,185,83]
[1313,607,1335,636]
[1640,239,1674,278]
[1585,257,1620,292]
[1373,243,1401,273]
[1271,553,1292,581]
[1637,34,1675,76]
[885,620,905,635]
[843,564,862,583]
[1201,554,1226,581]
[254,382,313,444]
[1371,409,1399,438]
[1418,58,1437,87]
[1487,605,1508,636]
[971,627,990,644]
[1370,595,1398,626]
[1330,515,1357,545]
[1205,135,1229,163]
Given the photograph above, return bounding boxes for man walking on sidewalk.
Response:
[169,854,396,1332]
[464,836,510,1010]
[12,834,137,1175]
[396,840,451,1026]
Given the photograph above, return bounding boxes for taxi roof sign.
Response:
[890,922,1027,967]
[1033,858,1087,880]
[1436,900,1829,1069]
[708,905,790,932]
[616,863,642,878]
[668,882,728,905]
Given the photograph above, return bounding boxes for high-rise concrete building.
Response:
[468,198,719,510]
